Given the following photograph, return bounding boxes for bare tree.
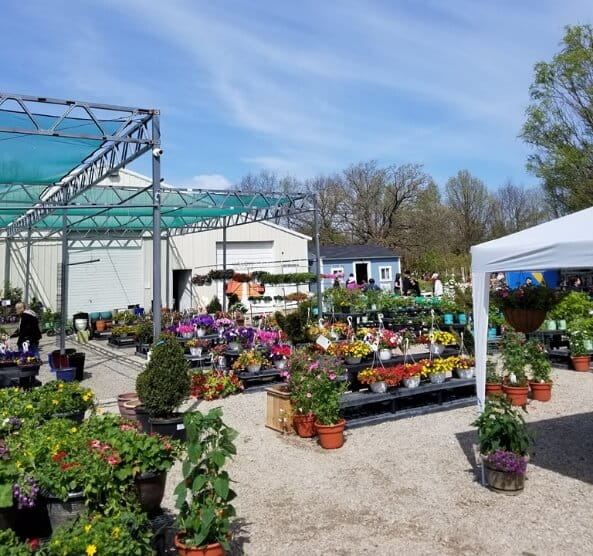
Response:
[445,170,492,252]
[490,180,549,237]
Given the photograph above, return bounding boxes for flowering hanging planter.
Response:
[502,308,547,333]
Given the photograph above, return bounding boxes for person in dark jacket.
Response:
[11,302,42,351]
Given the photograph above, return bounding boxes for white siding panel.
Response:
[68,246,143,313]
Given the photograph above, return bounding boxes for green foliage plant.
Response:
[499,331,529,386]
[175,408,238,551]
[486,358,500,384]
[206,296,223,314]
[0,529,32,555]
[136,333,190,417]
[135,320,154,345]
[471,396,531,456]
[308,356,348,425]
[525,339,552,383]
[567,323,590,357]
[548,291,593,323]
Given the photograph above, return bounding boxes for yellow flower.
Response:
[70,427,78,433]
[82,392,92,401]
[84,524,92,532]
[52,399,59,405]
[111,526,121,539]
[26,404,33,410]
[58,382,64,389]
[86,544,97,556]
[96,407,105,415]
[15,461,21,470]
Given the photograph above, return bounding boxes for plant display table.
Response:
[340,377,476,428]
[108,336,137,348]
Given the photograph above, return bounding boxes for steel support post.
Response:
[151,115,162,339]
[60,213,68,354]
[3,238,10,294]
[222,220,227,312]
[24,228,32,304]
[313,196,322,317]
[165,231,170,309]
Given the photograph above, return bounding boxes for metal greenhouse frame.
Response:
[0,92,321,356]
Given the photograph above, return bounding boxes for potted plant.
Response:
[485,358,503,397]
[186,338,210,357]
[310,357,348,449]
[499,332,529,406]
[232,349,268,372]
[526,339,553,401]
[136,334,191,440]
[420,356,456,384]
[270,344,291,370]
[174,409,238,556]
[341,339,372,365]
[193,314,215,337]
[47,510,154,555]
[357,368,387,393]
[283,350,318,438]
[423,330,457,355]
[492,284,560,333]
[454,355,475,379]
[377,330,400,360]
[398,362,425,388]
[568,326,591,371]
[177,324,195,340]
[34,381,95,423]
[471,396,531,494]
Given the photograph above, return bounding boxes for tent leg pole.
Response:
[314,196,322,317]
[24,228,32,305]
[60,213,68,355]
[152,114,162,340]
[222,221,227,312]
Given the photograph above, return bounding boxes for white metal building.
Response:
[0,170,311,314]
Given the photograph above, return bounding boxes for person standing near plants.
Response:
[10,302,41,352]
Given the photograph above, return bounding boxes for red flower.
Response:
[28,538,39,550]
[107,455,120,465]
[60,462,80,471]
[52,451,67,462]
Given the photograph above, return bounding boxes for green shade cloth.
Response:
[0,109,121,184]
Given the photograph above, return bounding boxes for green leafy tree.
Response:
[522,24,593,213]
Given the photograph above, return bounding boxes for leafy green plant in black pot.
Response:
[136,334,190,440]
[206,296,222,314]
[174,408,238,555]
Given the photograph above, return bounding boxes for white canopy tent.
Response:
[471,206,593,407]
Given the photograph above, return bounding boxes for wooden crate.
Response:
[265,385,294,434]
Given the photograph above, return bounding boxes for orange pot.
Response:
[315,419,346,449]
[571,356,591,372]
[174,536,224,556]
[95,319,106,332]
[529,381,552,402]
[503,384,529,406]
[485,383,503,398]
[293,414,316,438]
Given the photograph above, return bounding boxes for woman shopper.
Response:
[11,302,42,352]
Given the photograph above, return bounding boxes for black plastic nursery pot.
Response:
[148,414,186,442]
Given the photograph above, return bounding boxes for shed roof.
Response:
[309,244,399,260]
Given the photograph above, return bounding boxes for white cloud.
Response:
[191,174,232,189]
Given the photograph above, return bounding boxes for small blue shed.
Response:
[309,244,401,293]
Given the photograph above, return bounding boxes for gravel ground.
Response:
[38,337,593,555]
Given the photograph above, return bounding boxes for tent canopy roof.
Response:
[471,207,593,273]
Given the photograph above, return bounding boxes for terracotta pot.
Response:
[502,308,546,333]
[571,355,591,372]
[95,319,106,332]
[503,384,529,406]
[293,414,316,438]
[174,535,224,556]
[485,383,503,398]
[529,381,552,402]
[315,419,346,449]
[118,392,139,419]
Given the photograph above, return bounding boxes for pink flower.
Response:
[107,456,120,465]
[329,373,336,380]
[89,440,102,450]
[119,424,136,431]
[309,361,319,370]
[306,392,312,398]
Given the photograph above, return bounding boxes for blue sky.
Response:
[1,0,591,189]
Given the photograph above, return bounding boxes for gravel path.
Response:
[38,338,593,555]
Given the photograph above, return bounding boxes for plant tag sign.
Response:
[316,335,331,351]
[176,423,185,431]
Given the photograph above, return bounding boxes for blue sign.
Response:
[505,270,559,289]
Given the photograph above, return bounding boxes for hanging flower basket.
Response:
[502,308,547,333]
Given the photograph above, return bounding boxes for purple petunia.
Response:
[486,450,527,476]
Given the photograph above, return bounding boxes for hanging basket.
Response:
[502,309,546,333]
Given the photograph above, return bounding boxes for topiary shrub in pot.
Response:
[174,408,238,556]
[136,333,190,441]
